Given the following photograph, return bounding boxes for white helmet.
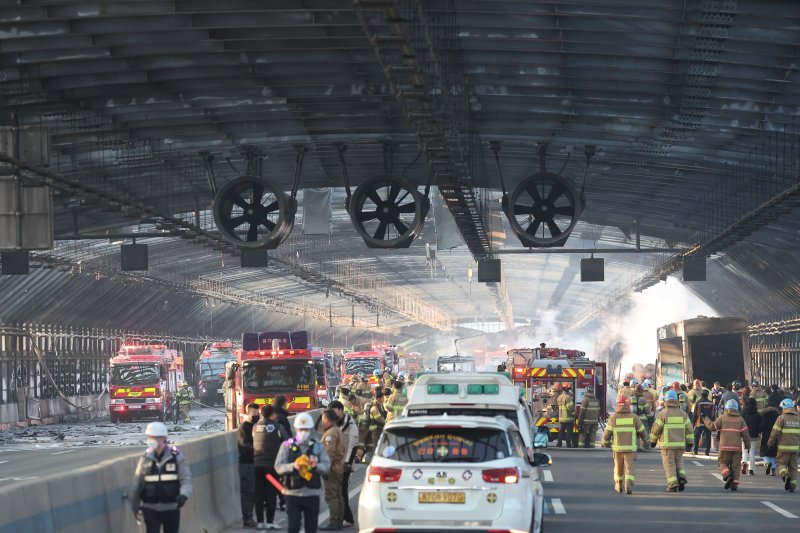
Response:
[145,421,168,438]
[293,412,315,430]
[642,379,652,388]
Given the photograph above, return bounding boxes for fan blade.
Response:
[514,204,536,215]
[393,219,409,235]
[246,224,259,241]
[264,219,277,232]
[546,219,562,237]
[229,215,246,228]
[233,194,249,210]
[546,186,564,204]
[262,200,279,213]
[374,221,388,240]
[358,210,379,222]
[367,189,382,205]
[525,220,541,236]
[252,183,265,203]
[395,190,411,205]
[553,205,575,217]
[526,183,543,203]
[388,183,401,202]
[397,202,417,213]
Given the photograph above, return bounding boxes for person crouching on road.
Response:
[650,390,693,492]
[129,422,192,533]
[275,412,331,533]
[602,395,647,494]
[767,398,800,492]
[703,399,750,491]
[319,409,346,531]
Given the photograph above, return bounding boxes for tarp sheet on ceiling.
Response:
[302,188,331,235]
[433,187,464,250]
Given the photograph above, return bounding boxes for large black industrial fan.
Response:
[504,171,581,247]
[348,174,430,249]
[212,175,296,249]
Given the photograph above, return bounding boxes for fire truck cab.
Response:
[342,349,386,388]
[196,341,236,406]
[507,347,607,441]
[108,344,185,423]
[224,331,319,430]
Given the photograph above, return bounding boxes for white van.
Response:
[402,372,537,454]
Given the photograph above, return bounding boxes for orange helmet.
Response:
[672,381,681,390]
[693,378,702,386]
[617,395,631,407]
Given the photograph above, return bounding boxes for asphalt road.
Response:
[0,445,137,486]
[542,449,800,531]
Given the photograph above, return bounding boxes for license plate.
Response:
[217,389,223,393]
[129,405,141,409]
[418,491,465,504]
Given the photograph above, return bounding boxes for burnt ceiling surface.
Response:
[1,0,800,341]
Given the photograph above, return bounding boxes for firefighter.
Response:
[602,396,647,494]
[618,379,633,400]
[129,422,193,533]
[642,379,658,412]
[670,382,690,417]
[692,389,715,455]
[631,385,652,449]
[767,398,800,492]
[385,380,407,423]
[365,390,387,456]
[355,376,371,398]
[381,370,394,389]
[176,382,194,423]
[751,380,769,414]
[556,384,575,448]
[686,378,706,416]
[703,399,750,491]
[577,386,601,448]
[650,390,693,492]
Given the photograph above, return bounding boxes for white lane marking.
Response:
[762,501,799,519]
[51,450,75,455]
[692,461,704,467]
[711,473,723,481]
[543,470,553,482]
[0,461,8,464]
[551,498,566,514]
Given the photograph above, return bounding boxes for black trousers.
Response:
[286,495,320,533]
[142,508,180,533]
[239,463,254,521]
[693,426,711,454]
[558,422,573,448]
[254,465,279,524]
[342,465,354,523]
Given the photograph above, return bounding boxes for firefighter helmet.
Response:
[642,379,652,388]
[665,390,678,402]
[780,398,795,410]
[145,421,168,438]
[671,381,681,390]
[585,386,594,394]
[373,369,382,377]
[293,412,315,429]
[617,395,631,407]
[634,384,644,393]
[725,399,739,411]
[693,378,702,387]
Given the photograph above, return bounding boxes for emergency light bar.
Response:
[427,383,500,395]
[250,349,308,357]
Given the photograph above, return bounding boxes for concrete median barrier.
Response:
[0,409,324,533]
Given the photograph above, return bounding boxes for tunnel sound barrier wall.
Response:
[0,410,322,533]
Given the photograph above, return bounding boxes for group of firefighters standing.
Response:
[557,377,800,495]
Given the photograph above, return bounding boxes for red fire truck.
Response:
[506,346,607,441]
[341,349,385,387]
[108,343,185,423]
[224,331,319,430]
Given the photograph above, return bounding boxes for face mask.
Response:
[295,429,311,443]
[251,415,260,424]
[146,438,160,451]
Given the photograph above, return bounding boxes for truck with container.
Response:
[656,316,750,389]
[108,343,185,423]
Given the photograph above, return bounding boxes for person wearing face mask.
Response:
[274,412,331,533]
[129,422,193,533]
[237,403,260,528]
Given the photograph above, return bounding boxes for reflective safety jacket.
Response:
[618,386,633,399]
[176,388,193,405]
[631,394,651,421]
[687,385,707,414]
[676,391,690,415]
[578,394,600,426]
[704,410,750,452]
[767,409,800,453]
[385,391,408,422]
[751,388,769,414]
[557,391,575,423]
[602,406,646,452]
[130,446,193,513]
[650,400,693,449]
